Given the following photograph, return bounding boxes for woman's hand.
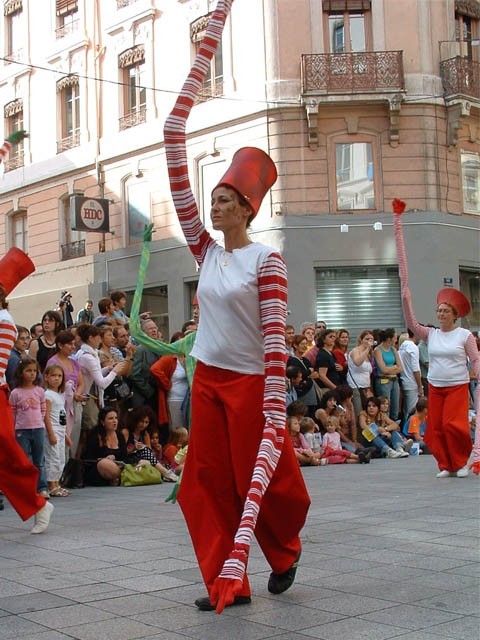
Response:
[48,433,58,446]
[65,434,73,447]
[309,371,319,379]
[126,342,136,358]
[113,361,129,376]
[334,362,343,372]
[106,454,116,460]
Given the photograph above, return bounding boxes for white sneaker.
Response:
[395,447,410,458]
[163,470,179,483]
[31,501,54,534]
[320,459,328,466]
[386,448,403,459]
[456,466,469,478]
[403,439,414,453]
[436,470,454,478]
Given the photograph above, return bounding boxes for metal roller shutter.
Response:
[315,265,404,342]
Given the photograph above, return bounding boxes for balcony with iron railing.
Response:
[440,56,480,101]
[4,151,24,172]
[195,77,224,104]
[57,131,80,153]
[61,239,85,261]
[119,107,146,131]
[55,18,79,39]
[301,51,405,95]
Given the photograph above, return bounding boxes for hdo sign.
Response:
[70,196,110,233]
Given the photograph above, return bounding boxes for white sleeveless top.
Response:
[346,352,372,388]
[427,327,470,387]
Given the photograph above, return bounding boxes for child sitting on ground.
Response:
[288,416,323,466]
[300,416,322,453]
[322,416,363,464]
[403,397,430,453]
[163,427,189,471]
[149,428,163,461]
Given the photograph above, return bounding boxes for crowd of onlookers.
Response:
[5,293,479,499]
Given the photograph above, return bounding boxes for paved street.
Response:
[0,455,478,640]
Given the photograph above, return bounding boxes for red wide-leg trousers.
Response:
[0,388,45,520]
[425,383,472,472]
[178,362,311,598]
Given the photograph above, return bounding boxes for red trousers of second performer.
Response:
[425,383,471,472]
[0,388,45,520]
[178,362,311,598]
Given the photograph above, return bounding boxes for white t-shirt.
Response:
[170,360,188,402]
[45,389,66,435]
[398,340,420,390]
[191,242,276,375]
[427,327,470,387]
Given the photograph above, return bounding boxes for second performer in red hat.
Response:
[164,0,310,614]
[392,199,480,478]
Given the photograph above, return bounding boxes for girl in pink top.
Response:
[322,417,361,464]
[10,357,55,497]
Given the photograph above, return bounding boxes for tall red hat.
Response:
[436,288,471,318]
[214,147,277,217]
[0,248,35,295]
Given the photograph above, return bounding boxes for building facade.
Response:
[0,0,479,337]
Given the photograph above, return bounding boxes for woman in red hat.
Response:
[0,248,54,533]
[163,0,310,614]
[393,199,480,478]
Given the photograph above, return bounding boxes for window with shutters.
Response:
[56,75,80,152]
[315,266,403,343]
[55,0,78,39]
[9,209,28,252]
[4,0,23,62]
[455,1,479,61]
[4,98,24,170]
[119,45,146,130]
[191,13,224,102]
[59,194,85,260]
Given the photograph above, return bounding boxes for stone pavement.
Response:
[0,455,478,640]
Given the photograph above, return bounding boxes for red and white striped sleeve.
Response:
[163,4,232,266]
[0,318,16,384]
[393,211,430,342]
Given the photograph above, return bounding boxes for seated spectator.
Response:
[163,427,189,471]
[286,400,308,420]
[335,384,362,452]
[83,407,128,486]
[300,416,322,453]
[149,428,163,461]
[332,329,349,384]
[403,397,430,453]
[322,416,362,464]
[358,397,409,459]
[121,406,178,482]
[77,299,95,325]
[315,390,340,431]
[286,365,302,406]
[315,329,342,391]
[6,325,30,389]
[93,297,115,327]
[287,416,322,466]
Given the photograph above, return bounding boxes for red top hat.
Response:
[214,147,277,217]
[436,288,471,318]
[0,248,35,295]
